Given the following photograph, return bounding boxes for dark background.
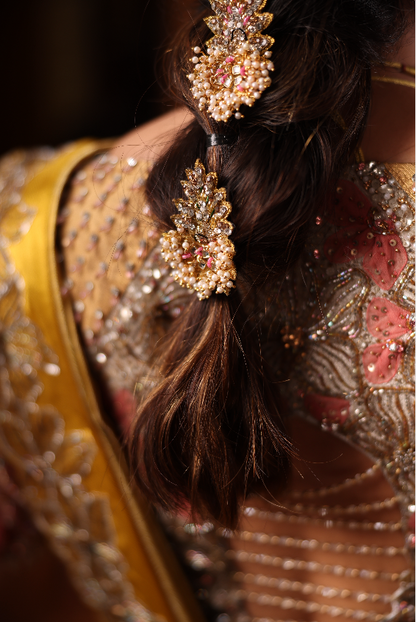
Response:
[0,0,198,155]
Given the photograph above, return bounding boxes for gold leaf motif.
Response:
[188,0,275,121]
[160,159,237,300]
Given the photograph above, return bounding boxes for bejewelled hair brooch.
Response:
[188,0,275,122]
[160,160,236,300]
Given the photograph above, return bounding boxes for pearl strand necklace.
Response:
[275,496,398,516]
[222,590,385,621]
[287,463,381,499]
[242,506,402,532]
[232,572,391,604]
[221,528,405,557]
[224,549,404,582]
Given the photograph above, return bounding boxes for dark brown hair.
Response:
[129,0,411,527]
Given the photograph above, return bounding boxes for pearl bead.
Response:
[235,112,242,119]
[253,91,261,99]
[226,281,233,288]
[252,61,260,69]
[265,51,272,58]
[192,56,199,64]
[182,241,190,249]
[189,277,196,285]
[193,46,201,54]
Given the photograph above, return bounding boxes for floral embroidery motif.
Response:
[324,180,407,290]
[363,297,414,384]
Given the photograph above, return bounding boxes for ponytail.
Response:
[129,0,411,527]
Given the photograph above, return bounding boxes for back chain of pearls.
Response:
[188,0,275,122]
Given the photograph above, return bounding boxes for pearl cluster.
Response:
[160,160,236,300]
[188,0,274,122]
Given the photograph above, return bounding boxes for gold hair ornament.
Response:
[188,0,275,122]
[160,160,236,300]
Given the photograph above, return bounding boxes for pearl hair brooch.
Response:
[160,160,236,300]
[188,0,275,122]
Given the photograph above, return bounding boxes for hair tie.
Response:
[206,134,234,148]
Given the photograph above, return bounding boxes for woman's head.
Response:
[129,0,412,527]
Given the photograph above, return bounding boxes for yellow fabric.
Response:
[7,140,204,622]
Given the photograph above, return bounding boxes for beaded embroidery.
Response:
[0,149,159,622]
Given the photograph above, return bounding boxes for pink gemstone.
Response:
[237,85,244,91]
[207,257,213,268]
[244,16,250,25]
[216,68,224,75]
[226,56,234,63]
[227,5,231,13]
[195,247,203,256]
[358,163,365,170]
[182,253,192,259]
[221,75,228,84]
[240,66,246,76]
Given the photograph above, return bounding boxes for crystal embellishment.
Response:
[188,0,274,121]
[160,160,236,300]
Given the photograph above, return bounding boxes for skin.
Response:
[360,25,415,163]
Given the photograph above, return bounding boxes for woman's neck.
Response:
[359,26,415,163]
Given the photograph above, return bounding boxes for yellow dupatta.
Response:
[2,140,204,622]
